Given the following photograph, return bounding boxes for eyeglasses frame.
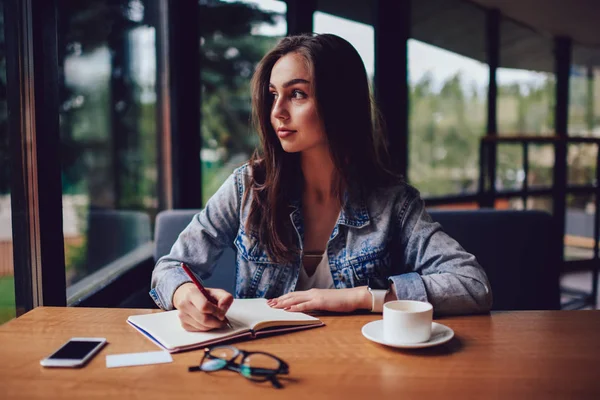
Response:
[188,345,290,389]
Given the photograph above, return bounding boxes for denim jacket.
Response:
[151,164,492,315]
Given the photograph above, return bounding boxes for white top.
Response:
[296,252,335,291]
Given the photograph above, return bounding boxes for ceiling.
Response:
[468,0,600,47]
[316,0,600,72]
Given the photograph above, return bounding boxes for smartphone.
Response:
[40,337,107,368]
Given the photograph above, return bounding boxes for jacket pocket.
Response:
[234,229,287,297]
[234,229,277,264]
[338,249,389,287]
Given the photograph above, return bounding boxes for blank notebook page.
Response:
[226,298,320,330]
[127,310,249,350]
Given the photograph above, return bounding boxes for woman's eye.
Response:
[291,89,306,99]
[269,92,278,99]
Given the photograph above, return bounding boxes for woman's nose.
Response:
[272,98,289,120]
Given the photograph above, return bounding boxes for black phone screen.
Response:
[49,341,102,360]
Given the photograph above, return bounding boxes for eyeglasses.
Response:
[189,345,290,389]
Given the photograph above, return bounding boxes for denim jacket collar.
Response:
[338,191,370,228]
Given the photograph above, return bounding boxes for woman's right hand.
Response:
[172,283,234,332]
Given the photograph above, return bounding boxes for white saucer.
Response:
[361,320,454,349]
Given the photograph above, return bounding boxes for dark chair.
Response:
[153,209,561,311]
[428,209,561,311]
[154,209,236,294]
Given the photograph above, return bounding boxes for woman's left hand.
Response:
[267,287,371,313]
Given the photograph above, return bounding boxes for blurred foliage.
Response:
[199,0,281,189]
[409,71,488,196]
[408,68,593,197]
[58,0,151,207]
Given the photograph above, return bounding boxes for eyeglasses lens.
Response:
[200,346,238,372]
[241,353,281,380]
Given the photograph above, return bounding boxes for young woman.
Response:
[150,34,492,332]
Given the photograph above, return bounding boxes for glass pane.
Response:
[569,65,592,136]
[0,0,15,324]
[497,18,555,136]
[497,143,523,190]
[58,0,157,294]
[407,1,488,198]
[565,193,595,261]
[567,144,597,186]
[569,44,600,137]
[407,38,488,197]
[528,144,554,188]
[200,0,286,205]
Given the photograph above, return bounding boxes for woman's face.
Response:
[269,52,327,154]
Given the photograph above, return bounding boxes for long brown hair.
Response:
[247,33,398,264]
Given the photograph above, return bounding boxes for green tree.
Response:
[198,0,282,202]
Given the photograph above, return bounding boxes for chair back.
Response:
[429,209,561,310]
[154,209,236,293]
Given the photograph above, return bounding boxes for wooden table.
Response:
[1,307,600,399]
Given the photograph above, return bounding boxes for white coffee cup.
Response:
[383,300,433,344]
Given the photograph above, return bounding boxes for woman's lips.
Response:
[277,129,297,138]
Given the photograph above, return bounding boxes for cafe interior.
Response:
[0,0,600,398]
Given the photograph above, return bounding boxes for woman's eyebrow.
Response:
[269,78,310,89]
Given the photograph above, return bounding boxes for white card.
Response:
[106,350,173,368]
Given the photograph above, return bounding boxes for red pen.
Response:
[181,263,233,329]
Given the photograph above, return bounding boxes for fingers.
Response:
[268,290,315,310]
[188,292,221,317]
[173,283,233,332]
[267,289,357,313]
[286,301,315,312]
[208,288,234,315]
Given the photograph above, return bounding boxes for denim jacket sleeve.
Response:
[150,172,241,310]
[389,192,493,315]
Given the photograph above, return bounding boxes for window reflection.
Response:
[58,0,156,289]
[200,0,286,205]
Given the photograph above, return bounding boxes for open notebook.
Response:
[127,298,324,353]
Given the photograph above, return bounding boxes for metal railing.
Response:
[479,135,600,309]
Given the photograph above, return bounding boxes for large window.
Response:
[58,0,157,298]
[0,0,14,324]
[408,40,488,197]
[200,0,286,204]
